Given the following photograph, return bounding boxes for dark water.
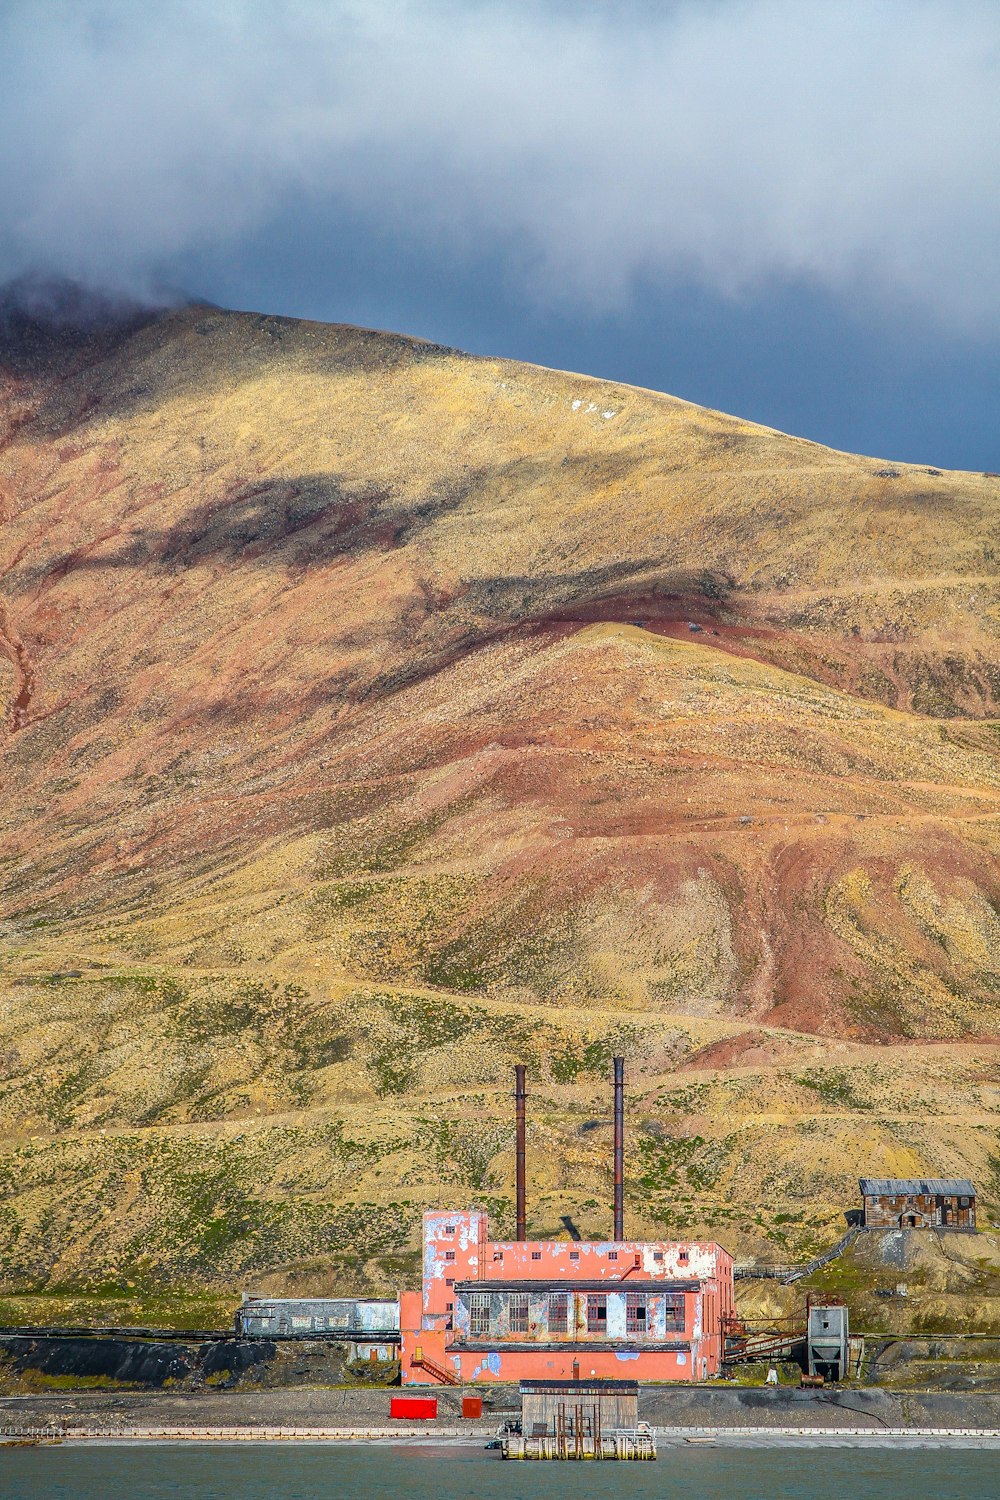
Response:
[1,1445,998,1500]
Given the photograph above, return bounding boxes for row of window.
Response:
[437,1223,693,1270]
[465,1290,685,1337]
[437,1223,692,1265]
[867,1196,970,1207]
[246,1314,355,1331]
[486,1249,688,1265]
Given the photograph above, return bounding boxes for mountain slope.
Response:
[0,301,998,1305]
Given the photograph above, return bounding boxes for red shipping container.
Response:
[390,1396,438,1420]
[462,1396,483,1419]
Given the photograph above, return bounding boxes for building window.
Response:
[608,1251,618,1261]
[653,1251,664,1263]
[587,1294,608,1334]
[469,1293,491,1337]
[531,1251,541,1260]
[446,1302,453,1311]
[678,1251,689,1264]
[626,1293,648,1334]
[444,1250,455,1261]
[664,1293,685,1332]
[961,1197,970,1207]
[508,1293,529,1333]
[444,1224,455,1235]
[549,1293,570,1334]
[569,1250,580,1261]
[493,1251,504,1262]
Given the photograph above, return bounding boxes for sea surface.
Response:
[1,1444,999,1500]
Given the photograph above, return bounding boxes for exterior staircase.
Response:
[782,1226,860,1284]
[411,1347,460,1385]
[733,1226,861,1285]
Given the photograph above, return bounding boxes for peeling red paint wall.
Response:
[400,1209,734,1386]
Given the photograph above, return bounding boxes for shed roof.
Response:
[520,1379,639,1393]
[859,1178,975,1197]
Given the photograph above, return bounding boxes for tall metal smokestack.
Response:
[613,1055,625,1242]
[515,1064,527,1240]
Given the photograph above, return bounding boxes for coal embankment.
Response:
[639,1386,1000,1429]
[0,1334,281,1390]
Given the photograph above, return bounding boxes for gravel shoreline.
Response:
[4,1385,1000,1436]
[4,1427,1000,1450]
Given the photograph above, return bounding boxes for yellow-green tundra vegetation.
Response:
[0,302,998,1330]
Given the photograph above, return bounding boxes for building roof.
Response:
[858,1178,975,1197]
[453,1278,698,1294]
[520,1379,639,1393]
[242,1297,397,1308]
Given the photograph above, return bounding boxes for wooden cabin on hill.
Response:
[859,1178,976,1231]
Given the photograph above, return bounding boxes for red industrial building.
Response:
[400,1061,734,1385]
[399,1209,733,1384]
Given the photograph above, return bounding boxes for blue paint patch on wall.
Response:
[486,1351,502,1375]
[615,1350,640,1361]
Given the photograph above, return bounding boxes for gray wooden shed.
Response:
[520,1378,639,1439]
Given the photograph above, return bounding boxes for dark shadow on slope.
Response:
[0,275,164,378]
[22,452,668,583]
[23,469,473,584]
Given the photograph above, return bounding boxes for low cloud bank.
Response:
[1,1,998,329]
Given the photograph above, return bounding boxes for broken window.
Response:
[469,1293,491,1336]
[663,1293,685,1332]
[626,1293,648,1334]
[549,1292,569,1334]
[508,1293,529,1333]
[586,1294,608,1334]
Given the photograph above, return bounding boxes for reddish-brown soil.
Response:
[0,301,996,1298]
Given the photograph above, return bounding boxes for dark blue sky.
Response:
[3,1,998,471]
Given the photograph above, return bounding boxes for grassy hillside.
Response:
[0,301,998,1315]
